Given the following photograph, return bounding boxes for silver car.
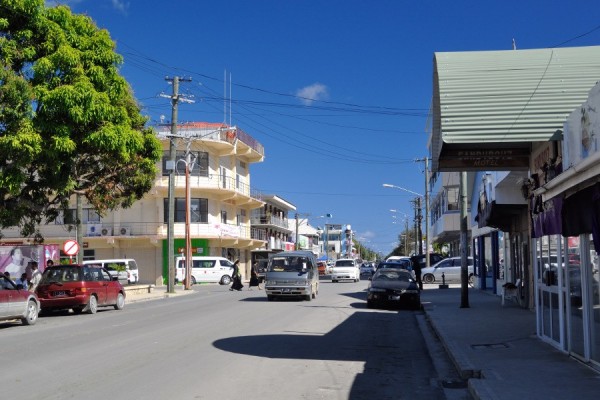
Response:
[421,257,474,285]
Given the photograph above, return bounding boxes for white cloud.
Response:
[112,0,129,14]
[296,83,328,105]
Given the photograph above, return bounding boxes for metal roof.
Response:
[431,46,600,171]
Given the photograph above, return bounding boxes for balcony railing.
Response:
[250,215,290,230]
[156,173,262,202]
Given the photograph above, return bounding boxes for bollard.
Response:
[439,272,449,289]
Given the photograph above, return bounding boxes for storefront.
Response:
[531,82,600,368]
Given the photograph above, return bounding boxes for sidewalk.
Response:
[421,286,600,400]
[124,284,196,303]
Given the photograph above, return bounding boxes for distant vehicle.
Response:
[360,263,375,276]
[0,275,39,325]
[366,268,420,310]
[317,261,328,276]
[264,251,319,301]
[421,257,474,284]
[174,256,234,285]
[36,264,126,314]
[385,256,411,263]
[331,258,360,283]
[82,259,139,284]
[255,259,268,282]
[377,260,412,272]
[410,253,447,270]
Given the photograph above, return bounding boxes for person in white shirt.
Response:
[29,262,42,293]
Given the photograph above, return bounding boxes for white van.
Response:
[175,256,234,285]
[82,259,139,284]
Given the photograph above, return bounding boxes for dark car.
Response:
[410,253,446,270]
[36,264,126,314]
[0,275,39,325]
[377,259,412,271]
[366,268,420,310]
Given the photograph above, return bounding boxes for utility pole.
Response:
[460,171,470,308]
[415,157,431,268]
[164,76,192,293]
[416,197,423,255]
[412,199,418,256]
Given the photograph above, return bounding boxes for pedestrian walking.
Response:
[28,262,42,293]
[230,259,243,291]
[411,256,423,291]
[249,262,260,290]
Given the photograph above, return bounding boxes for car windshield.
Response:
[40,267,81,283]
[268,256,310,272]
[335,260,354,267]
[373,270,410,282]
[380,260,411,269]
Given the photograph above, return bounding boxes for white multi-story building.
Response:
[0,122,266,284]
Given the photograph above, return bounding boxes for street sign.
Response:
[63,240,79,256]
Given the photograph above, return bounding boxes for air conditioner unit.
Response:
[118,227,131,236]
[100,227,112,236]
[86,223,102,237]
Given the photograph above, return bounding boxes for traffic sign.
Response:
[63,240,79,256]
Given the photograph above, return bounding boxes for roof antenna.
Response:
[512,38,517,50]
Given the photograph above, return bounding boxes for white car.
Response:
[421,257,474,285]
[331,259,360,282]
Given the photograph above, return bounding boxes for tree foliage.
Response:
[0,0,161,241]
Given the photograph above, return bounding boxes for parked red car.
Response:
[0,275,39,325]
[36,264,126,314]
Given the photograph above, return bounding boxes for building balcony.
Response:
[157,123,264,163]
[250,215,292,232]
[0,222,267,249]
[153,173,263,208]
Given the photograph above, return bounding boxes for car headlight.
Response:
[402,289,419,294]
[369,287,386,292]
[295,280,308,286]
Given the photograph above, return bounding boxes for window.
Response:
[221,210,227,223]
[162,151,209,177]
[56,209,100,224]
[163,198,208,223]
[447,187,459,211]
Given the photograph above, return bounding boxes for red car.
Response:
[0,275,39,325]
[36,264,126,314]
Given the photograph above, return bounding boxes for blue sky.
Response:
[51,0,600,256]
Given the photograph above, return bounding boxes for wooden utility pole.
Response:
[460,171,470,308]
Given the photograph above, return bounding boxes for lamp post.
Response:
[383,183,430,268]
[390,209,410,255]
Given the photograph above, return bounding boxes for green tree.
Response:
[0,1,161,244]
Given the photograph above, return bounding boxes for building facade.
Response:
[0,122,267,284]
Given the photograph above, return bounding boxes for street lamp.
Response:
[383,183,430,268]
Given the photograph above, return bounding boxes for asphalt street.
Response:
[1,277,468,400]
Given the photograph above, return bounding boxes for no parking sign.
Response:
[63,240,79,256]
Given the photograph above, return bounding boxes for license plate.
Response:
[389,295,401,301]
[53,291,66,296]
[282,288,291,293]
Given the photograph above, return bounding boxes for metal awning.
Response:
[431,46,600,172]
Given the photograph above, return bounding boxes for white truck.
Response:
[331,258,360,283]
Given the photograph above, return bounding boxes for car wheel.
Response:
[72,307,83,314]
[21,300,39,325]
[305,294,312,301]
[423,274,435,284]
[114,293,125,310]
[332,279,337,283]
[191,276,197,285]
[84,295,98,314]
[220,275,232,285]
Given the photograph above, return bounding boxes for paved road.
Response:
[1,279,467,400]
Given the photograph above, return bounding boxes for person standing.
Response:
[249,262,260,290]
[411,256,423,291]
[28,262,42,293]
[230,259,243,291]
